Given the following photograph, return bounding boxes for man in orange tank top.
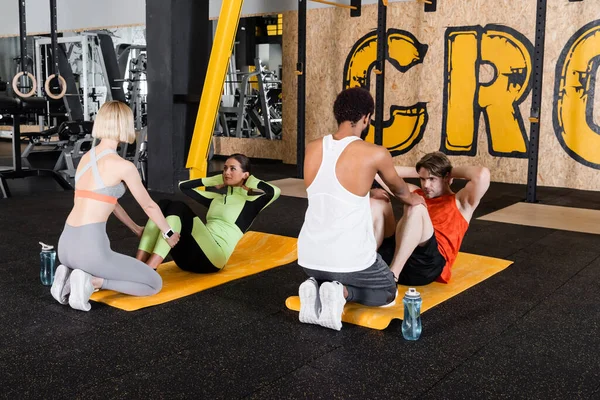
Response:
[374,152,490,285]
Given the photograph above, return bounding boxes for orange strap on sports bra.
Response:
[74,190,118,204]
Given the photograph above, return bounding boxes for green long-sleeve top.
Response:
[178,174,281,258]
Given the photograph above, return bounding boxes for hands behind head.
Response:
[166,232,180,248]
[215,183,250,192]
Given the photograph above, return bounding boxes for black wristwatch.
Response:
[162,229,175,240]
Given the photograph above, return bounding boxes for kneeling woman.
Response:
[136,154,280,272]
[51,101,180,312]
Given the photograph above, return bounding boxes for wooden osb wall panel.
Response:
[281,1,600,190]
[281,10,298,164]
[213,136,285,160]
[539,1,600,189]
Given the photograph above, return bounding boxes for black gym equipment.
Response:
[374,0,387,147]
[97,34,128,103]
[0,97,73,198]
[526,0,547,203]
[44,0,67,100]
[216,58,281,140]
[55,43,85,122]
[296,0,307,179]
[1,0,76,198]
[425,0,437,12]
[11,0,36,98]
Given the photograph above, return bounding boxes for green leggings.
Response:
[138,200,227,273]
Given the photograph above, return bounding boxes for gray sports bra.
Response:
[75,147,126,199]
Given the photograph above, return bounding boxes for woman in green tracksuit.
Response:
[136,154,281,272]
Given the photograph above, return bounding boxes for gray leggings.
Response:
[58,222,162,296]
[302,254,397,306]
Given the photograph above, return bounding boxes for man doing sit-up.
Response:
[374,152,490,285]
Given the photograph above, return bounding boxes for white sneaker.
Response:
[299,277,320,325]
[50,264,72,305]
[68,269,95,312]
[318,281,346,331]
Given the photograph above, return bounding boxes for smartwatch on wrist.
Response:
[162,229,175,240]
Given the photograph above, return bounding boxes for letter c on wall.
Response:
[554,19,600,169]
[343,29,428,156]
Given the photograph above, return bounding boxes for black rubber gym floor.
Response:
[0,157,599,399]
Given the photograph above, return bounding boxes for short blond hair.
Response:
[92,101,136,144]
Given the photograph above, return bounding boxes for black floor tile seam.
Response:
[0,300,284,395]
[71,344,188,398]
[415,320,530,398]
[515,248,600,310]
[0,306,143,360]
[90,309,351,400]
[48,304,149,329]
[56,282,274,329]
[481,221,557,260]
[0,310,98,362]
[417,252,600,399]
[149,305,284,354]
[419,255,600,395]
[240,339,348,400]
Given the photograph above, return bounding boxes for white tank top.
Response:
[298,135,377,272]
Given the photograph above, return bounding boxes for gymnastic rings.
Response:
[11,71,37,98]
[44,74,67,100]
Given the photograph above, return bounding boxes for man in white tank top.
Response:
[297,88,426,330]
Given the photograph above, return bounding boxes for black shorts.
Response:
[397,234,445,286]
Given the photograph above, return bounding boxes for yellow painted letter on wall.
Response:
[343,29,428,156]
[442,25,533,157]
[442,29,479,153]
[554,20,600,169]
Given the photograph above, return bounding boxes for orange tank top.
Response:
[415,189,469,283]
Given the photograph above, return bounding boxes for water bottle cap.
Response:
[405,287,420,298]
[39,242,54,251]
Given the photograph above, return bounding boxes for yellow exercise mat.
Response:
[91,231,298,311]
[478,202,600,235]
[268,178,307,199]
[285,252,513,330]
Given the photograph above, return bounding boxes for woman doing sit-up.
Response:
[136,154,280,272]
[50,101,180,312]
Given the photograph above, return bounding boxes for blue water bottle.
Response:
[402,288,422,340]
[39,242,57,286]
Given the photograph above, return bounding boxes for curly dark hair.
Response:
[333,87,374,125]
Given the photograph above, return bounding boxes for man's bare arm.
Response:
[374,148,426,207]
[453,166,491,210]
[375,166,420,195]
[394,166,420,179]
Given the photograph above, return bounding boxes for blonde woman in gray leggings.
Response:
[51,101,180,311]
